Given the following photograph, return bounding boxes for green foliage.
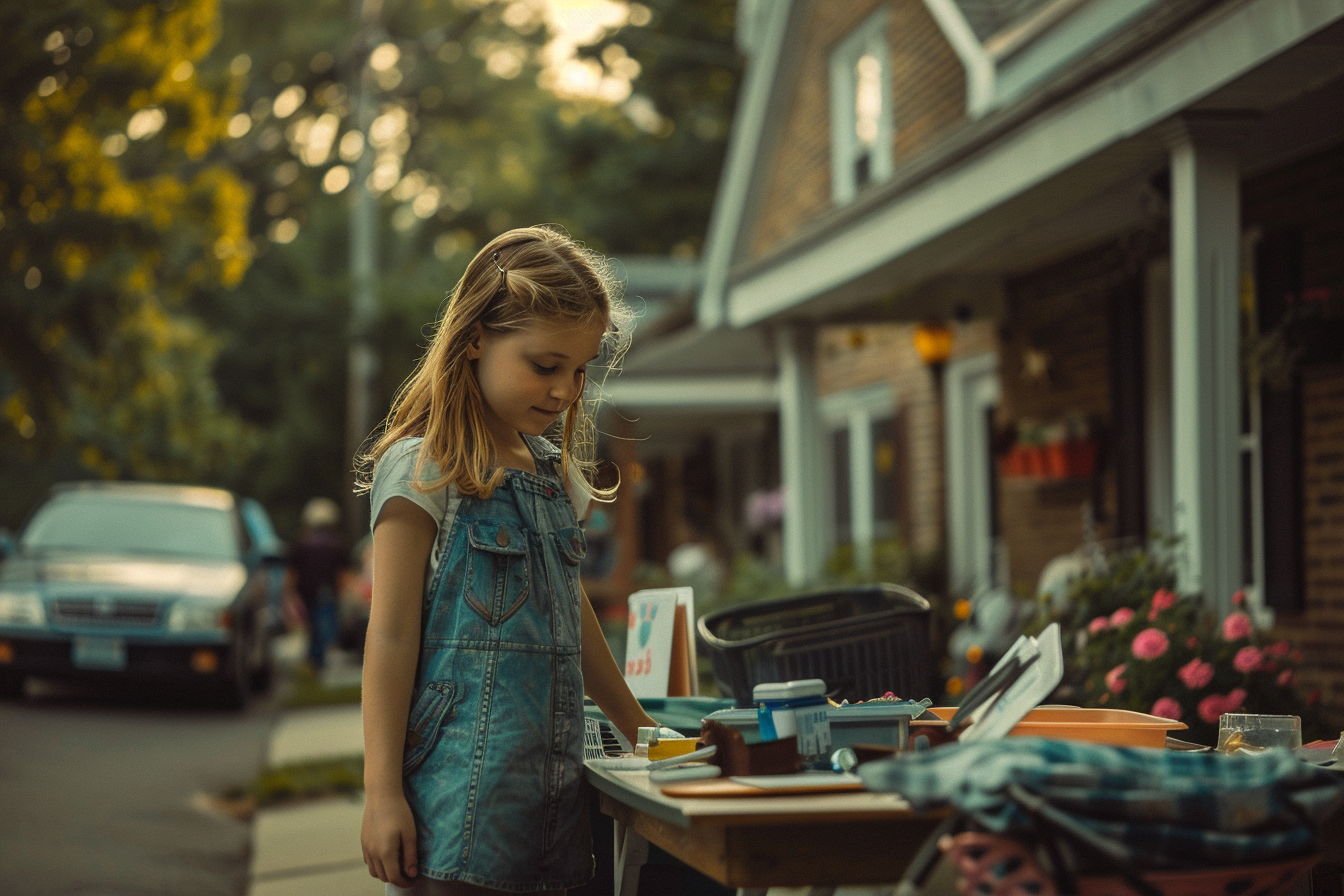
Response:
[1,0,258,517]
[250,755,364,807]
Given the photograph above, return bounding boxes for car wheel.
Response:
[0,670,25,699]
[209,643,251,710]
[249,638,274,694]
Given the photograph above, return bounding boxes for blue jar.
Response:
[754,679,831,770]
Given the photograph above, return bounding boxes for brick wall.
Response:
[1276,366,1344,718]
[997,243,1131,596]
[749,0,967,260]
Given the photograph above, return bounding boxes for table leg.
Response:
[613,815,649,896]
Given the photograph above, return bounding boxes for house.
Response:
[602,0,1344,720]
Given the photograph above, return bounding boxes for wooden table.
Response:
[585,765,945,896]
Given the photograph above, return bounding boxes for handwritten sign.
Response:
[623,587,695,698]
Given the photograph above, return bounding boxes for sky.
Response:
[539,0,649,101]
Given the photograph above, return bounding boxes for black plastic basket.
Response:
[696,583,934,707]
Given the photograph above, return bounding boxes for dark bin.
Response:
[696,583,934,707]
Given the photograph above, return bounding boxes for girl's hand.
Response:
[361,792,419,887]
[939,832,1056,896]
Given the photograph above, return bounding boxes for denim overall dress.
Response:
[401,435,591,891]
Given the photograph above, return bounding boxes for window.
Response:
[829,9,893,204]
[822,384,899,572]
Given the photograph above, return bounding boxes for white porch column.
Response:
[1167,117,1244,616]
[777,326,828,586]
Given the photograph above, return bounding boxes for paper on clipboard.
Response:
[958,623,1063,743]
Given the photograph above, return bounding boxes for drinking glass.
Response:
[1217,713,1302,752]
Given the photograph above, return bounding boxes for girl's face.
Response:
[467,316,605,446]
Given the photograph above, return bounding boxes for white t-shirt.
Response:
[369,436,592,573]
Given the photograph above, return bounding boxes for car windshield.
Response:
[20,496,239,561]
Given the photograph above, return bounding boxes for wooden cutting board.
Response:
[661,775,866,798]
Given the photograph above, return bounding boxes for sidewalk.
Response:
[249,636,379,896]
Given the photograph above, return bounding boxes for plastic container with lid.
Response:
[754,679,831,769]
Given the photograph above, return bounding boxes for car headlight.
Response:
[0,591,46,626]
[166,599,231,632]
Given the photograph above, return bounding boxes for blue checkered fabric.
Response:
[859,738,1344,870]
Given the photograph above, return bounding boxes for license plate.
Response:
[73,636,127,670]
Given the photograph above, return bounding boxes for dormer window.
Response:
[830,9,893,204]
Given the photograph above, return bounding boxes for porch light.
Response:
[913,321,954,368]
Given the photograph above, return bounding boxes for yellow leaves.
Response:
[98,181,141,217]
[79,444,118,479]
[54,242,91,281]
[41,323,67,352]
[124,264,155,294]
[4,394,38,440]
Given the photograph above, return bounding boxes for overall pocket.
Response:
[464,520,530,625]
[402,680,462,775]
[552,526,587,566]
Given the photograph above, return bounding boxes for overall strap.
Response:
[522,433,564,485]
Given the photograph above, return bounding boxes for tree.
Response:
[0,0,258,524]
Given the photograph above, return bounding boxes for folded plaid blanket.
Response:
[859,737,1344,870]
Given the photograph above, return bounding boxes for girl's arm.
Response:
[579,587,659,747]
[360,497,436,887]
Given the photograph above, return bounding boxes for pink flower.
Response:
[1088,616,1108,635]
[1187,636,1199,649]
[1277,669,1294,687]
[1109,607,1135,628]
[1197,694,1224,723]
[1233,646,1262,673]
[1131,628,1170,660]
[1266,641,1291,658]
[1232,590,1246,606]
[1196,689,1246,724]
[1178,658,1214,690]
[1151,697,1183,721]
[1105,663,1128,694]
[1148,589,1177,620]
[1222,611,1253,641]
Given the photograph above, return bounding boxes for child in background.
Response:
[357,226,658,895]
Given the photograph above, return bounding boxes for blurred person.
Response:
[354,226,658,894]
[287,496,351,673]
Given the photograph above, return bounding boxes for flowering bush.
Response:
[1068,586,1318,744]
[1026,544,1323,745]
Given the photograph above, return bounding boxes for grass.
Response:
[216,755,365,820]
[280,661,363,708]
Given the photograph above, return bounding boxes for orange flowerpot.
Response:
[1068,439,1098,478]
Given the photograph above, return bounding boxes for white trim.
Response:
[922,0,996,118]
[944,353,1000,598]
[829,7,894,204]
[1168,125,1243,616]
[819,382,896,422]
[697,0,794,328]
[778,327,828,585]
[726,0,1344,328]
[602,376,778,409]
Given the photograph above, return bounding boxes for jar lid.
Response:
[753,679,827,701]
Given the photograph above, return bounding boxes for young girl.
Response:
[357,226,658,894]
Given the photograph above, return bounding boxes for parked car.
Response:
[0,481,285,707]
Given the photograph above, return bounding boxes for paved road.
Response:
[0,678,278,896]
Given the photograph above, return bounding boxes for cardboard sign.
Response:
[624,587,697,698]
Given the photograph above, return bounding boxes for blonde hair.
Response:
[357,225,633,501]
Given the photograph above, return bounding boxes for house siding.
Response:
[748,0,967,261]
